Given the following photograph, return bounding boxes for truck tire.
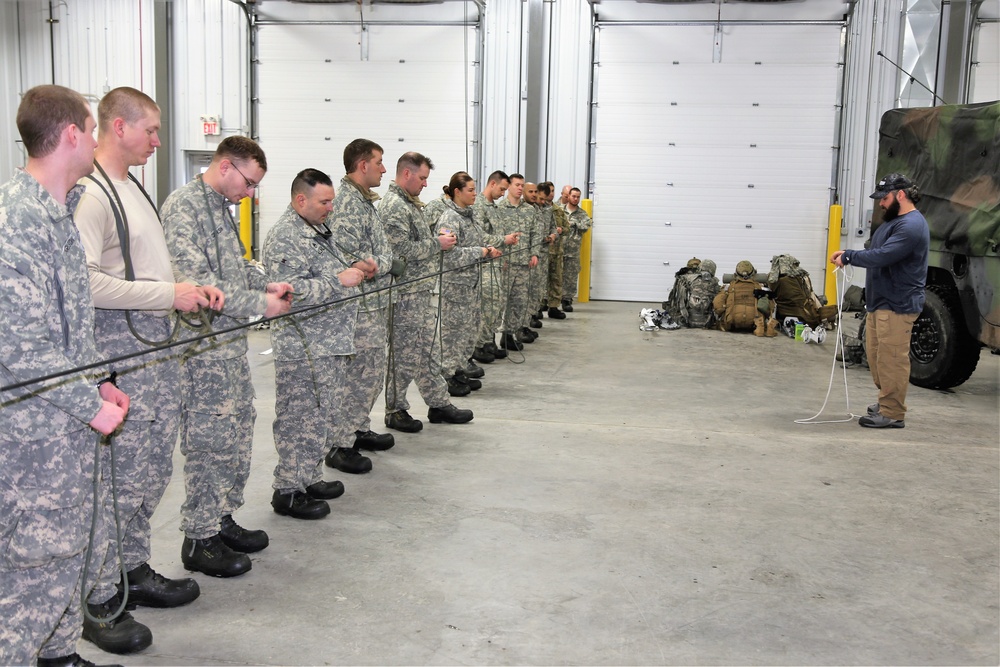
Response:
[908,285,981,389]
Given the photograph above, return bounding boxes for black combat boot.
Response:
[82,595,152,655]
[118,562,200,609]
[271,490,331,520]
[385,409,423,432]
[484,340,507,359]
[517,327,536,343]
[454,370,481,390]
[446,374,471,396]
[472,345,495,363]
[326,446,373,474]
[561,299,574,312]
[464,360,485,378]
[501,333,523,351]
[181,534,251,578]
[427,404,474,424]
[547,306,566,319]
[305,480,345,499]
[530,314,543,328]
[219,515,269,553]
[353,429,395,451]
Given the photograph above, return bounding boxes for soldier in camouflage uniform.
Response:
[472,171,518,362]
[561,186,593,311]
[526,182,558,329]
[380,153,476,431]
[431,172,501,391]
[545,187,568,319]
[162,136,293,578]
[324,139,398,475]
[493,174,539,349]
[74,87,210,655]
[264,168,367,520]
[0,85,128,667]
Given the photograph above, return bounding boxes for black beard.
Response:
[882,198,901,222]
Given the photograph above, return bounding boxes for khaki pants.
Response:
[865,309,919,421]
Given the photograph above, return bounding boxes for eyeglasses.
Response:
[230,160,258,191]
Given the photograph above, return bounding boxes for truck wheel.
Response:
[908,285,981,389]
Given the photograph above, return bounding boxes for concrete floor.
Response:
[82,300,998,666]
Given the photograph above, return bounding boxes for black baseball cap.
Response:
[870,173,914,199]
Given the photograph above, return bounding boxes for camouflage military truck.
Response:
[869,101,1000,389]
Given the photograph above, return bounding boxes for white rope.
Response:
[795,265,867,425]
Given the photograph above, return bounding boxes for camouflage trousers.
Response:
[273,355,348,492]
[89,311,180,605]
[502,263,532,333]
[0,429,96,663]
[178,355,255,539]
[336,308,388,442]
[385,291,450,414]
[440,281,480,375]
[547,241,564,307]
[477,260,504,348]
[530,249,550,314]
[562,252,582,303]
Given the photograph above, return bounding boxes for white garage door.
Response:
[591,23,843,302]
[255,22,477,247]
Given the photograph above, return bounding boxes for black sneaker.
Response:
[485,340,507,359]
[37,654,123,667]
[118,562,200,609]
[547,307,566,319]
[529,316,543,329]
[326,446,373,474]
[562,300,574,312]
[305,480,345,499]
[271,490,330,520]
[472,346,495,364]
[464,361,485,378]
[353,429,395,451]
[219,515,269,553]
[386,409,423,432]
[502,333,523,351]
[82,596,152,655]
[181,534,251,578]
[428,404,474,424]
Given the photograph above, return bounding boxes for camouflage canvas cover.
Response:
[875,101,1000,347]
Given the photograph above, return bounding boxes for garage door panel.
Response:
[257,22,474,244]
[592,23,842,301]
[599,63,840,103]
[596,105,838,144]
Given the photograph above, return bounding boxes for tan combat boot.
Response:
[753,314,766,337]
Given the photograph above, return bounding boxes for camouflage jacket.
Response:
[565,206,593,244]
[379,182,441,295]
[423,195,449,233]
[161,177,269,361]
[534,203,558,256]
[473,193,502,235]
[263,205,358,361]
[494,196,538,266]
[552,203,569,253]
[0,170,104,441]
[329,177,394,312]
[429,198,488,286]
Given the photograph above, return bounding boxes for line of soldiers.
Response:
[0,84,593,666]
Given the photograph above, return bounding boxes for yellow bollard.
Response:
[240,197,254,260]
[578,198,593,303]
[826,204,843,306]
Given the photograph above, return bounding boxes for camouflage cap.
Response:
[870,173,915,199]
[735,260,755,278]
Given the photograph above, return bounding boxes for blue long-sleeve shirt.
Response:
[843,209,929,314]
